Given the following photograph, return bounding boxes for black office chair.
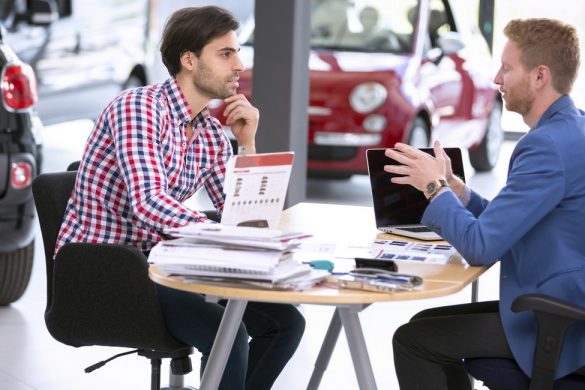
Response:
[32,170,195,390]
[464,294,585,390]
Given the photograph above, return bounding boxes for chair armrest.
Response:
[512,293,585,321]
[46,243,184,351]
[66,161,80,171]
[511,293,585,388]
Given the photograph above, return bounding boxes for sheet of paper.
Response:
[221,152,294,229]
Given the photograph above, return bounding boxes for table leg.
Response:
[338,306,377,390]
[199,299,248,390]
[469,279,480,388]
[306,308,342,390]
[471,279,479,303]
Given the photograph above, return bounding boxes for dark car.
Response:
[209,0,503,178]
[0,0,66,305]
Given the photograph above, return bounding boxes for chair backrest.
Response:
[32,171,76,309]
[32,172,193,381]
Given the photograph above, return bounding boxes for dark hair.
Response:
[504,18,580,94]
[160,6,240,77]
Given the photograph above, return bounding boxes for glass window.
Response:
[240,0,419,54]
[311,0,418,53]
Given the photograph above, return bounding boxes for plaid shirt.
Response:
[55,77,232,254]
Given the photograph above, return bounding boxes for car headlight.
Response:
[363,114,387,132]
[349,82,388,114]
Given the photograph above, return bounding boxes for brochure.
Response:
[370,239,464,264]
[221,151,295,229]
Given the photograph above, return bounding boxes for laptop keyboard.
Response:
[400,226,431,232]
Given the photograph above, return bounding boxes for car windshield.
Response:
[240,0,419,54]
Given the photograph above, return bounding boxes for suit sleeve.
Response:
[422,132,565,265]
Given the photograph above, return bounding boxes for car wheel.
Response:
[469,99,503,172]
[407,117,430,148]
[0,242,34,306]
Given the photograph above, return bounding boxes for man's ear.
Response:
[180,51,196,71]
[534,65,551,88]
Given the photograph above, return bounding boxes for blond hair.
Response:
[504,18,580,94]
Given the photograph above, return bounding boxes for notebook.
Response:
[366,147,465,240]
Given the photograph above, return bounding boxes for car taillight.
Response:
[11,162,33,190]
[1,63,38,111]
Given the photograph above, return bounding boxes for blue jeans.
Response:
[155,284,305,390]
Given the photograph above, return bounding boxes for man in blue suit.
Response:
[388,18,585,389]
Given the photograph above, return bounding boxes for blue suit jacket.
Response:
[423,95,585,378]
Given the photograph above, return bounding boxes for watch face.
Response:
[426,181,437,194]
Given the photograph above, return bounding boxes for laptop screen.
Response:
[366,148,465,228]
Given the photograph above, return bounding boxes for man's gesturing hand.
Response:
[383,141,447,192]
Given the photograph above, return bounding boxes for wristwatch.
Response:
[424,178,449,200]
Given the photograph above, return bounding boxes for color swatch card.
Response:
[370,239,464,264]
[221,152,295,229]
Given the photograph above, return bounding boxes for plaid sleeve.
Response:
[110,92,204,231]
[204,118,232,216]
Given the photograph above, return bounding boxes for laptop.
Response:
[366,147,465,240]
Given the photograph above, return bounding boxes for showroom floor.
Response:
[0,119,514,389]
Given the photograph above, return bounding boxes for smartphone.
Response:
[355,257,398,272]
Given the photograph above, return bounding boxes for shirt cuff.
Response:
[458,185,471,206]
[429,187,452,202]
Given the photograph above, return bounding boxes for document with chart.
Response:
[221,151,295,229]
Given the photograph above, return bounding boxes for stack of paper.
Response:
[163,223,309,251]
[180,269,331,291]
[149,224,320,286]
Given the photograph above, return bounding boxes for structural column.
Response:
[252,0,311,207]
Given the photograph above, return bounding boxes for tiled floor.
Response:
[0,120,514,389]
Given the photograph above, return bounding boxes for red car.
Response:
[210,0,502,178]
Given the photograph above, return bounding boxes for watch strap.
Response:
[428,185,450,201]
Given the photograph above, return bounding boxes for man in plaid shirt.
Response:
[55,6,304,390]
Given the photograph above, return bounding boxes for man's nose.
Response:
[493,69,502,85]
[234,56,245,72]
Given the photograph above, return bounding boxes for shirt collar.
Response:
[534,95,575,129]
[164,77,213,126]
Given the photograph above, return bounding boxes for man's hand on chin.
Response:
[224,94,259,154]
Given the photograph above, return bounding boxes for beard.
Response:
[193,59,238,100]
[503,76,535,116]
